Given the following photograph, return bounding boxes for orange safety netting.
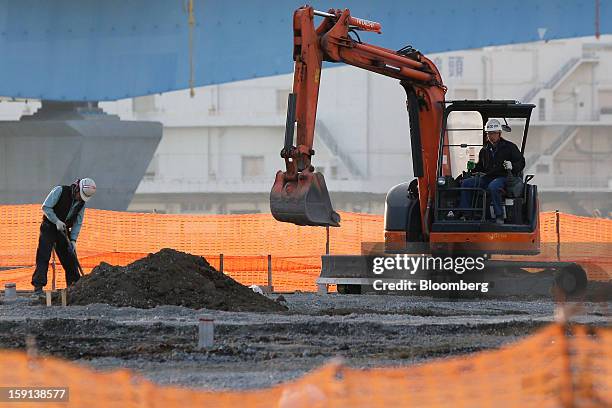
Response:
[1,205,611,291]
[0,323,609,407]
[0,257,324,292]
[0,205,380,264]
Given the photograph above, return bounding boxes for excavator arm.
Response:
[270,6,447,232]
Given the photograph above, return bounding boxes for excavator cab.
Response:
[429,100,539,254]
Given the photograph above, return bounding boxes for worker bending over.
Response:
[460,119,525,224]
[31,178,96,295]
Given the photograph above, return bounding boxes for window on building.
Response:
[132,95,157,113]
[433,57,443,75]
[448,56,464,78]
[599,90,612,115]
[539,98,546,121]
[276,89,291,113]
[242,156,265,179]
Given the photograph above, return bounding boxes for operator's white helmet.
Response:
[485,118,502,133]
[79,178,96,202]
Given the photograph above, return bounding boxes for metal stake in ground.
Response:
[555,209,561,261]
[60,289,67,307]
[267,254,274,293]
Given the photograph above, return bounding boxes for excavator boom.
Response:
[270,6,446,228]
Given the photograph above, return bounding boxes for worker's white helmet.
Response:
[79,178,96,202]
[485,118,502,133]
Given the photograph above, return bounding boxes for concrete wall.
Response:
[0,111,161,210]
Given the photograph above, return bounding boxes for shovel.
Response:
[61,229,84,277]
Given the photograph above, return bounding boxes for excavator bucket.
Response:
[270,170,341,227]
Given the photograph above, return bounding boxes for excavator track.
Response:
[318,256,603,300]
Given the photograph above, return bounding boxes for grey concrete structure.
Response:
[0,102,161,211]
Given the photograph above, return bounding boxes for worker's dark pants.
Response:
[31,221,80,289]
[460,176,506,218]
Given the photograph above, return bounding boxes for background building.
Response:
[1,1,610,217]
[94,35,612,216]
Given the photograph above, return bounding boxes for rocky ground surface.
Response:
[0,292,609,390]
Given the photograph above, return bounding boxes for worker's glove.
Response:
[55,220,66,232]
[70,240,77,251]
[503,160,513,170]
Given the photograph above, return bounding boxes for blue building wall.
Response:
[0,0,608,101]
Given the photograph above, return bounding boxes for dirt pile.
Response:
[68,248,286,312]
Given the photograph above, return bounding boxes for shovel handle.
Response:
[62,230,84,277]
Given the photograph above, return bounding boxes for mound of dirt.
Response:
[68,248,286,312]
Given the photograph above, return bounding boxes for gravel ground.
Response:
[0,293,609,390]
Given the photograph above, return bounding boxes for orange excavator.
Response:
[270,6,588,297]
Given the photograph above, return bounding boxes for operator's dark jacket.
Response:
[474,138,525,177]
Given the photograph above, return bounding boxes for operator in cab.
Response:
[459,119,525,224]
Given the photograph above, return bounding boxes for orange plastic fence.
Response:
[1,205,611,291]
[0,255,323,292]
[0,205,380,265]
[0,323,609,407]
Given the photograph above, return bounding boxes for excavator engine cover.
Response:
[270,169,340,227]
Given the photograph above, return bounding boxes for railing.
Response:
[525,126,577,172]
[136,176,385,194]
[544,57,580,89]
[521,87,542,104]
[436,187,488,222]
[525,153,541,171]
[136,177,273,194]
[543,126,577,156]
[316,120,364,178]
[521,57,581,103]
[552,175,611,189]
